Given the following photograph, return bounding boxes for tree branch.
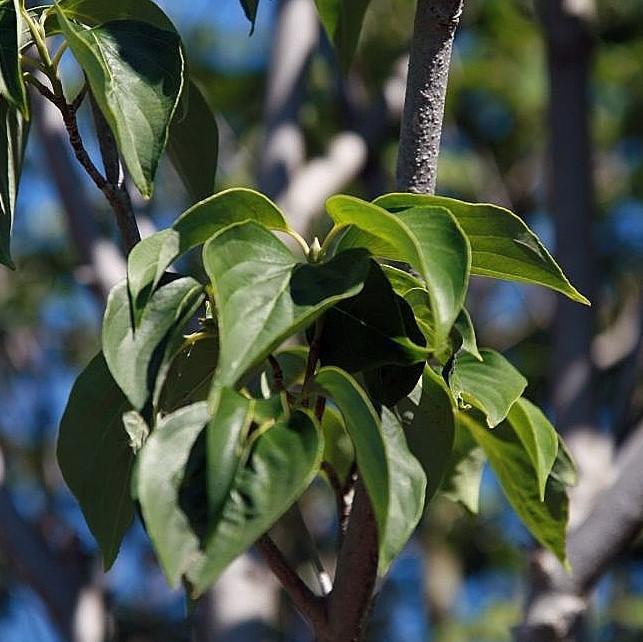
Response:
[396,0,464,194]
[255,534,328,634]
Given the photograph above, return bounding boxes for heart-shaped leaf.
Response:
[327,195,470,347]
[202,222,370,387]
[54,8,184,197]
[58,352,133,569]
[375,193,589,305]
[186,409,322,595]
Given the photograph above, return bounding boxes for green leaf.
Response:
[202,222,370,387]
[54,8,184,197]
[102,277,204,410]
[363,362,424,408]
[122,410,149,453]
[49,0,177,31]
[328,196,470,346]
[449,348,527,428]
[57,353,133,569]
[0,0,27,115]
[318,259,428,372]
[256,345,308,398]
[136,402,210,585]
[461,411,569,563]
[0,97,28,269]
[186,409,322,595]
[398,366,456,503]
[321,406,354,485]
[128,188,292,307]
[156,331,219,414]
[206,387,254,524]
[167,80,218,204]
[314,0,372,71]
[439,420,486,514]
[550,435,578,488]
[507,398,558,501]
[239,0,259,32]
[378,407,426,575]
[314,367,389,548]
[453,308,481,361]
[374,193,589,305]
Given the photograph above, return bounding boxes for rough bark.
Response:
[396,0,464,194]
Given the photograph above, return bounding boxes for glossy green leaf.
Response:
[439,420,486,513]
[206,387,254,523]
[0,0,27,114]
[49,0,176,31]
[186,409,322,595]
[449,348,527,428]
[314,367,389,546]
[314,0,372,71]
[168,80,218,204]
[507,398,558,500]
[378,407,426,575]
[58,353,133,569]
[318,259,428,372]
[0,97,28,268]
[381,265,425,298]
[374,193,589,305]
[398,366,456,504]
[128,188,292,306]
[328,195,470,346]
[102,277,204,410]
[321,406,354,485]
[203,222,369,387]
[462,411,569,562]
[54,8,184,197]
[156,331,219,414]
[136,402,209,584]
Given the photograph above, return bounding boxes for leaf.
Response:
[449,348,527,428]
[202,222,370,387]
[136,402,209,585]
[167,80,218,204]
[363,362,424,408]
[0,0,27,115]
[461,411,570,563]
[102,277,204,410]
[321,406,354,485]
[374,193,589,305]
[318,259,428,372]
[453,308,481,361]
[256,345,308,398]
[550,435,578,488]
[507,398,558,501]
[122,410,149,453]
[206,387,254,524]
[54,8,184,197]
[398,366,456,504]
[156,331,219,414]
[378,407,426,575]
[314,0,372,71]
[314,367,389,548]
[49,0,177,31]
[327,195,470,346]
[439,420,486,514]
[186,409,322,595]
[238,0,259,32]
[57,353,133,569]
[0,97,28,269]
[128,188,292,307]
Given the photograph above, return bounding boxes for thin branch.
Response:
[255,534,328,634]
[396,0,464,194]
